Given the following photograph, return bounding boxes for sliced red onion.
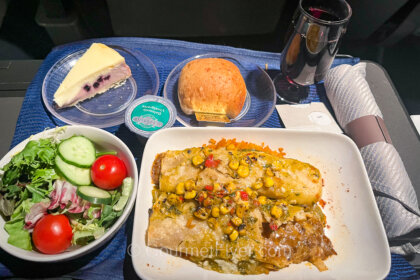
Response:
[48,180,90,213]
[24,201,50,229]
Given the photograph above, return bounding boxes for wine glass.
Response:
[274,0,352,103]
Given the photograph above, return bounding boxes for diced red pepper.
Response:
[198,195,205,203]
[205,185,214,192]
[179,196,184,203]
[240,191,249,201]
[269,222,278,231]
[204,154,220,168]
[203,197,213,207]
[230,207,235,215]
[216,190,226,198]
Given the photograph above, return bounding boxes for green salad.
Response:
[0,134,133,254]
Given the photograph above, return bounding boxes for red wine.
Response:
[308,7,341,21]
[280,7,344,85]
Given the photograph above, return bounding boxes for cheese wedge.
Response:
[53,43,132,108]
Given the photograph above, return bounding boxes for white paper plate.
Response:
[132,127,390,280]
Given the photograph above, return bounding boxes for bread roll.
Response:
[178,58,246,119]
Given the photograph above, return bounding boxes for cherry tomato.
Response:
[32,214,73,254]
[91,155,127,190]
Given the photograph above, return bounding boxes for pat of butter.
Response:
[195,112,230,123]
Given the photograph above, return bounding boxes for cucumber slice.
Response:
[113,177,133,211]
[58,136,96,168]
[77,186,112,205]
[96,151,117,157]
[55,155,91,186]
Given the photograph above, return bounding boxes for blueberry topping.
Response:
[97,76,103,83]
[104,75,110,80]
[93,82,100,88]
[83,85,91,92]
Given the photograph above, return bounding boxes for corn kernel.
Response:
[271,205,283,219]
[224,225,234,235]
[238,224,246,236]
[197,191,208,200]
[250,192,258,200]
[275,199,288,206]
[229,159,239,170]
[194,207,210,220]
[237,165,250,178]
[203,197,213,207]
[245,187,253,196]
[231,216,243,227]
[258,196,267,205]
[266,168,274,177]
[233,191,241,202]
[176,182,185,195]
[236,204,248,218]
[167,194,181,205]
[214,183,221,191]
[252,182,263,190]
[227,143,236,150]
[207,217,218,229]
[229,230,239,241]
[220,204,230,215]
[184,190,197,200]
[226,182,236,193]
[185,180,196,191]
[263,177,274,188]
[272,161,282,171]
[192,155,204,166]
[240,201,250,210]
[203,147,212,156]
[211,206,220,218]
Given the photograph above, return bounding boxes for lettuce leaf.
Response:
[71,220,105,245]
[4,200,33,250]
[99,204,123,228]
[0,138,58,213]
[1,139,57,186]
[4,218,32,250]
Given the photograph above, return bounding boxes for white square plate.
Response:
[132,127,390,280]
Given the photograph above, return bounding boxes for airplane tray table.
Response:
[0,38,419,279]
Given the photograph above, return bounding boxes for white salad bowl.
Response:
[0,125,138,262]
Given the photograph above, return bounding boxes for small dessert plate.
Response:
[163,53,276,127]
[42,45,159,128]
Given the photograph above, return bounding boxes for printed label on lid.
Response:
[131,101,170,131]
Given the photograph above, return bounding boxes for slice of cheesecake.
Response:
[53,43,132,108]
